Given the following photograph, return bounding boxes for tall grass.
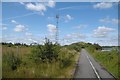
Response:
[2,39,79,78]
[87,46,119,78]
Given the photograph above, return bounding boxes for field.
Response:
[2,42,80,78]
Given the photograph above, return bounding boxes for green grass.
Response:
[87,48,119,78]
[2,45,79,78]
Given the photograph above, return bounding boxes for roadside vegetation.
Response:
[2,38,79,78]
[86,43,119,78]
[64,42,119,79]
[2,40,119,78]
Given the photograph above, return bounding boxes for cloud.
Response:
[48,16,54,19]
[14,24,26,32]
[11,20,18,24]
[65,33,86,39]
[74,24,87,29]
[112,18,119,24]
[2,31,45,45]
[66,14,73,20]
[65,14,73,22]
[28,38,38,43]
[0,24,7,30]
[93,2,113,9]
[93,26,115,38]
[47,0,55,8]
[99,16,119,24]
[23,2,56,16]
[26,1,56,9]
[19,2,25,5]
[25,32,32,36]
[47,24,57,33]
[25,3,46,15]
[62,33,87,45]
[2,26,7,30]
[96,35,118,46]
[47,16,55,22]
[11,20,28,32]
[72,33,86,39]
[26,3,46,11]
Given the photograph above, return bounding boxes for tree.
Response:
[93,43,102,50]
[30,38,60,63]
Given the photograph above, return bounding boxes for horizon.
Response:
[1,2,119,46]
[1,41,119,47]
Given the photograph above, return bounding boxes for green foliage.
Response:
[2,39,79,78]
[86,45,95,53]
[60,58,72,68]
[64,42,102,52]
[30,38,60,63]
[85,43,102,53]
[64,43,82,52]
[3,51,21,71]
[59,48,77,68]
[85,43,118,78]
[93,43,102,50]
[87,48,119,78]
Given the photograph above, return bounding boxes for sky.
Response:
[1,1,119,46]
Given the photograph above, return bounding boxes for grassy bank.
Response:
[2,40,79,78]
[86,46,119,78]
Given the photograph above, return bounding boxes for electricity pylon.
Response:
[55,14,59,43]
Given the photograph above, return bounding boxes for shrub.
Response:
[30,38,60,63]
[64,43,81,52]
[60,58,72,68]
[3,51,21,70]
[58,48,76,68]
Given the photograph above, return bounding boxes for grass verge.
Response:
[87,48,119,78]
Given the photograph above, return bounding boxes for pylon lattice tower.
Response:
[56,14,59,43]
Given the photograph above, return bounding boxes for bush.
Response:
[60,58,72,68]
[64,43,81,52]
[3,52,21,70]
[58,48,76,68]
[30,38,60,63]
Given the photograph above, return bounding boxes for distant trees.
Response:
[1,42,29,47]
[1,42,102,51]
[64,42,102,52]
[64,42,102,53]
[64,43,82,52]
[93,43,102,50]
[1,42,13,47]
